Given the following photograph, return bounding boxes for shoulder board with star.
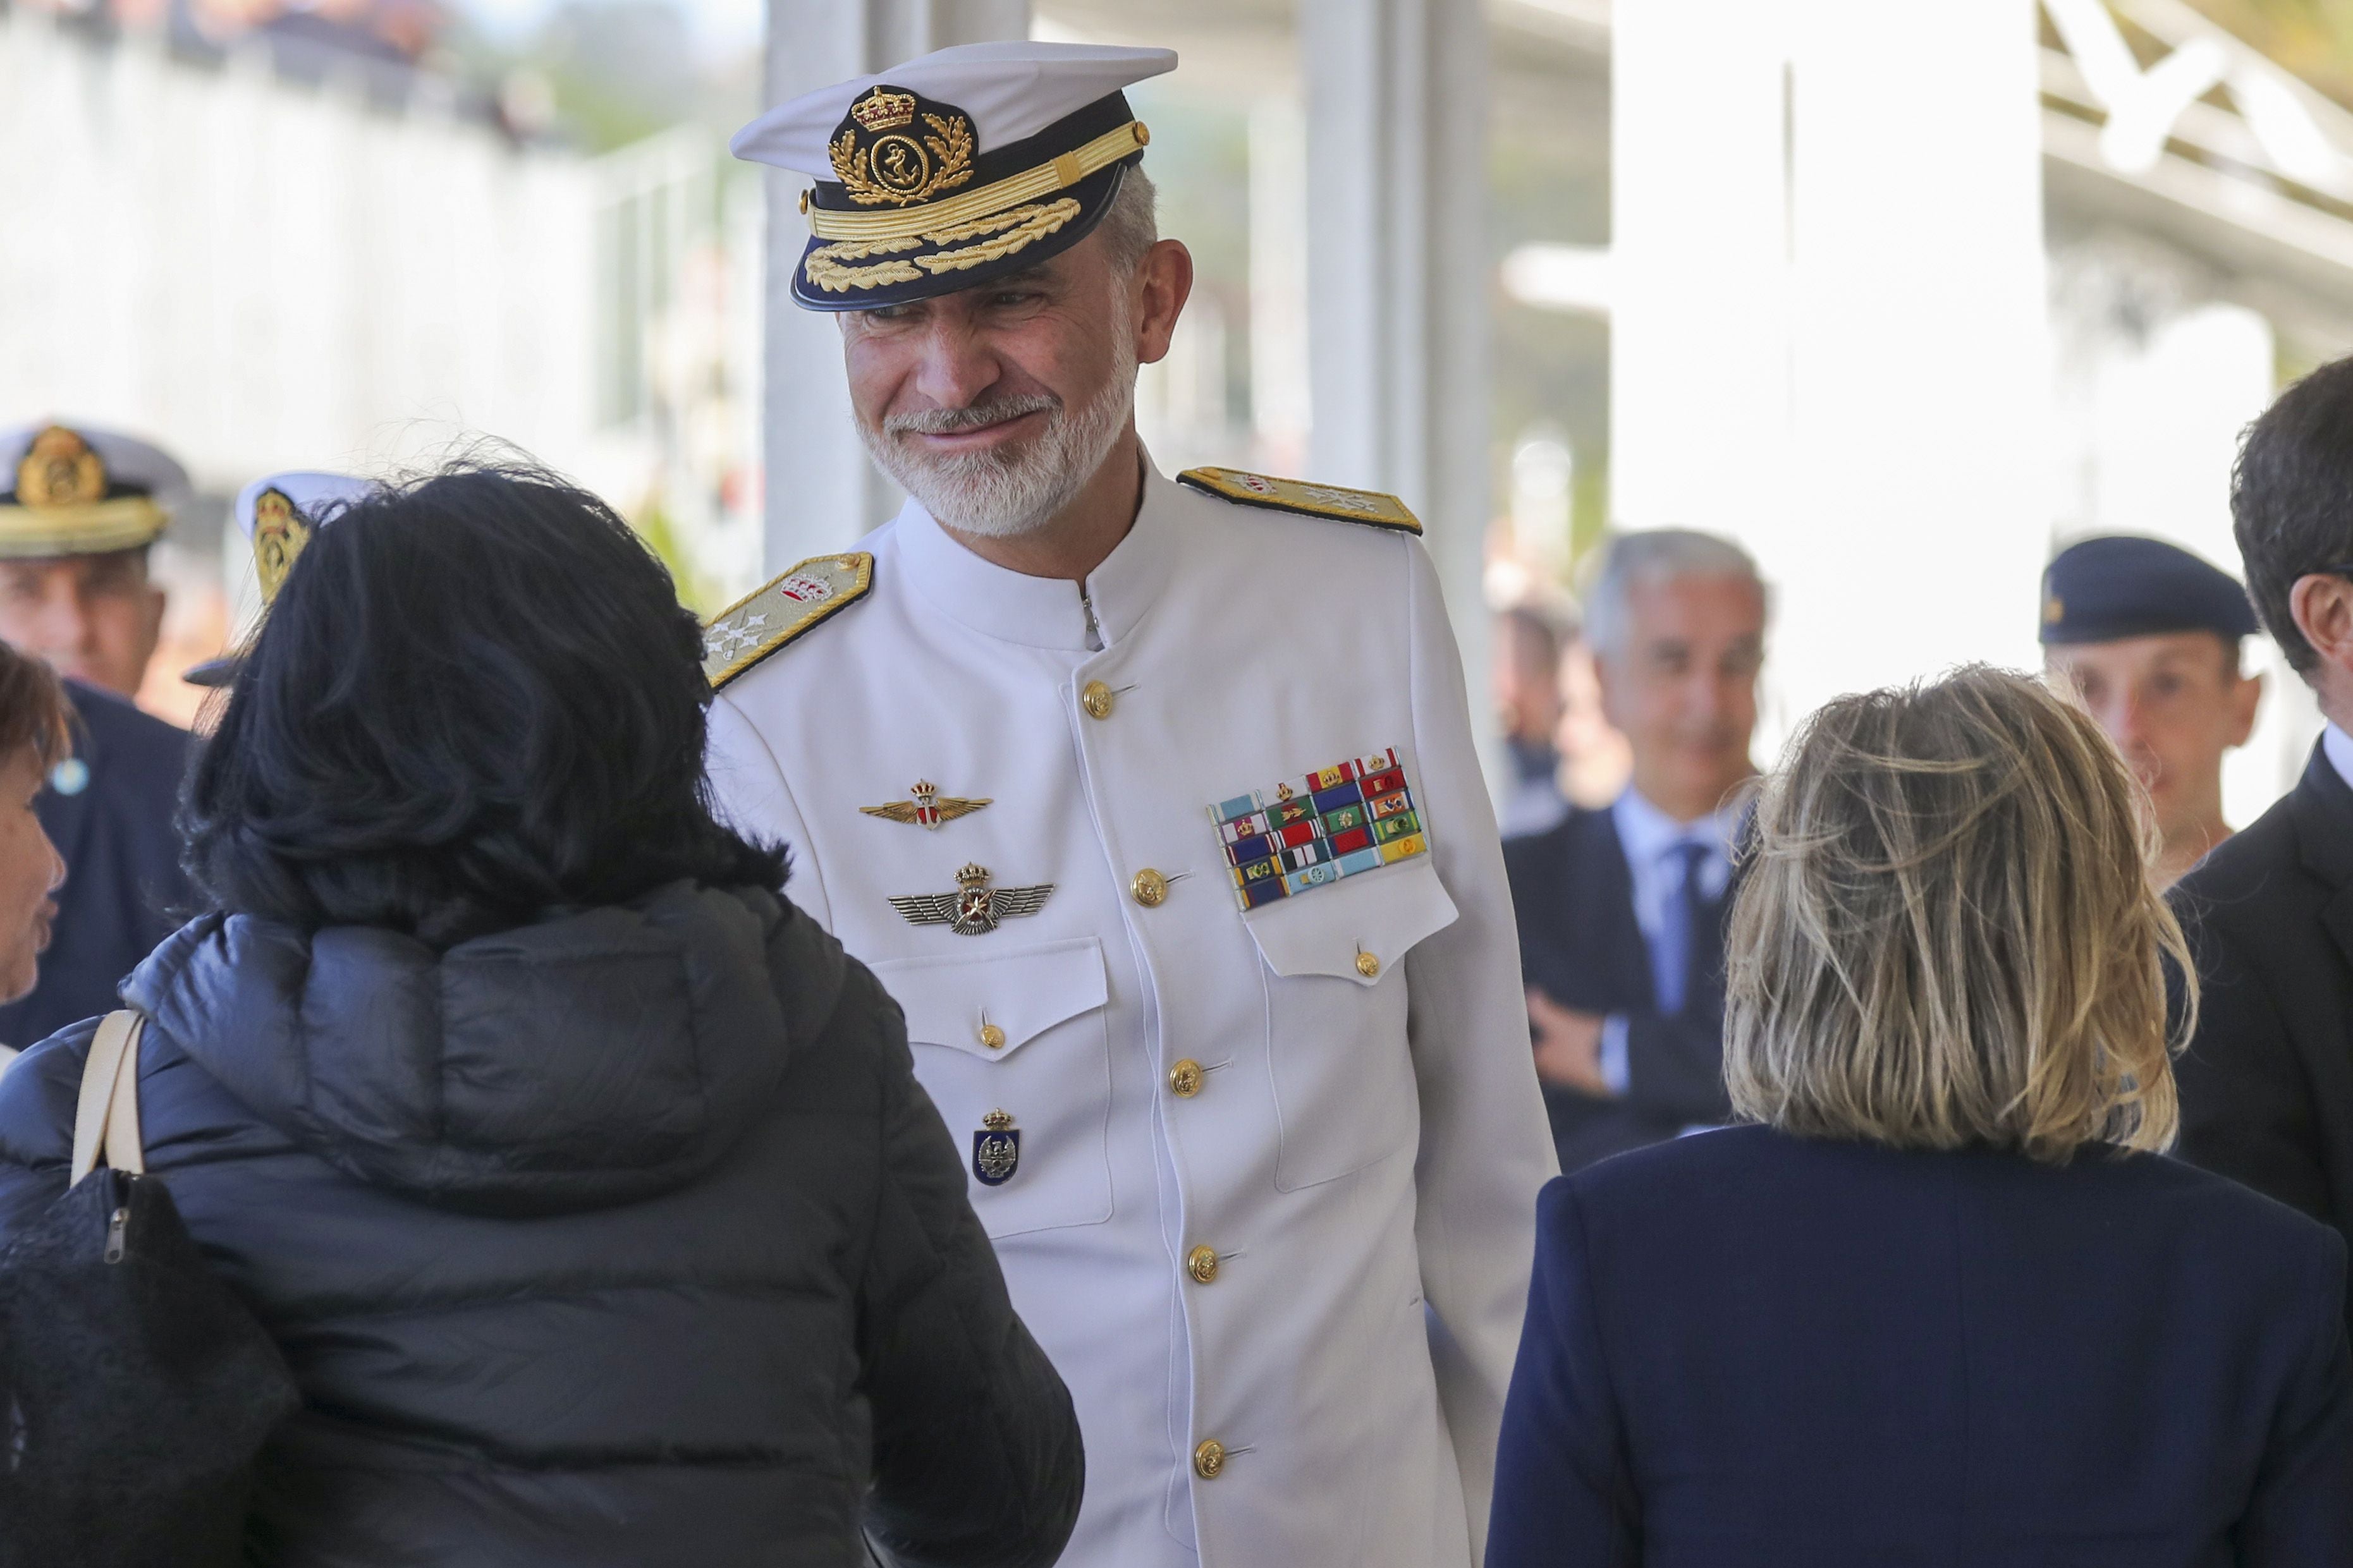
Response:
[703,552,874,690]
[1176,467,1422,536]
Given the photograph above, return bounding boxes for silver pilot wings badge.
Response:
[890,863,1054,936]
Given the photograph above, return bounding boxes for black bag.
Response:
[0,1011,301,1567]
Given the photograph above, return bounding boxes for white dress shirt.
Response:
[1598,786,1742,1094]
[2323,722,2353,794]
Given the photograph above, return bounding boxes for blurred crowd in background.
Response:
[16,0,2353,790]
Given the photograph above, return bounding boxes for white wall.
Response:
[0,14,602,495]
[1613,0,2052,759]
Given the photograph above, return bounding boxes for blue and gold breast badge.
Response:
[1209,747,1429,911]
[889,863,1055,935]
[973,1109,1020,1185]
[861,779,991,830]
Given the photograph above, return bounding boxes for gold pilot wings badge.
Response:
[863,780,991,830]
[702,553,874,689]
[1176,467,1422,535]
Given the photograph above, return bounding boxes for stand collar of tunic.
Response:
[894,454,1180,651]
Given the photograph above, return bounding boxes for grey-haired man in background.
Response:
[1503,530,1768,1171]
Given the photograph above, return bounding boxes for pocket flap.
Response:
[871,937,1109,1059]
[1240,856,1459,986]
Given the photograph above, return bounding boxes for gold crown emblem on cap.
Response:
[2043,594,2065,623]
[251,487,314,604]
[850,88,917,132]
[16,427,106,511]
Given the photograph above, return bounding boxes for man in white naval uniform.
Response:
[711,42,1557,1567]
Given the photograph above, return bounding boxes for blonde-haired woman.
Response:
[1486,666,2352,1567]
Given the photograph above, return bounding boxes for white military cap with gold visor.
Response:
[183,471,379,688]
[732,40,1175,311]
[0,423,190,559]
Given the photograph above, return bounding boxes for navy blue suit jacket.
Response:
[0,681,192,1048]
[1489,1125,2353,1568]
[1503,805,1731,1168]
[2172,744,2353,1350]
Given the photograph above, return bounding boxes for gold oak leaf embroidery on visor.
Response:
[807,234,927,263]
[803,255,926,291]
[914,199,1081,275]
[803,198,1085,295]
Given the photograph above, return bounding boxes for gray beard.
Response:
[859,341,1140,540]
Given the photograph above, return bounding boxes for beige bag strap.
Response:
[69,1009,146,1186]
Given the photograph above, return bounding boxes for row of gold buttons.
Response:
[1084,673,1248,1484]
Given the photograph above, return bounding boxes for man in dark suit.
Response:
[2175,353,2353,1345]
[1504,529,1764,1171]
[0,423,195,1047]
[0,680,190,1045]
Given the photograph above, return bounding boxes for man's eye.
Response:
[989,291,1041,308]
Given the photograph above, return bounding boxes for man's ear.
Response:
[2290,573,2353,683]
[1591,650,1629,735]
[1133,238,1193,367]
[138,583,167,659]
[2228,668,2263,748]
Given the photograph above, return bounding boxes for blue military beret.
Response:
[2039,535,2259,645]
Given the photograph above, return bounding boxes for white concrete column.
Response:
[1300,0,1496,775]
[759,0,1030,571]
[1612,0,2051,751]
[1609,0,1794,541]
[1780,0,2050,726]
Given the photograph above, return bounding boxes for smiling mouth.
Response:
[903,409,1048,446]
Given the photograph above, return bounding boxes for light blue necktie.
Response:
[1652,841,1710,1015]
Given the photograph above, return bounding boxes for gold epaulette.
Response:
[702,552,873,690]
[1176,466,1422,535]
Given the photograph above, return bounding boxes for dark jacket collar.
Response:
[2291,739,2353,891]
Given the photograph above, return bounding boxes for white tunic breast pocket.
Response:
[871,937,1114,1239]
[1240,856,1460,1189]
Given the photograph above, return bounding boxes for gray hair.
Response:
[1582,528,1769,657]
[1095,164,1159,276]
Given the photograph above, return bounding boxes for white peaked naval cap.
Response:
[735,40,1177,312]
[0,422,191,558]
[185,470,381,687]
[731,41,1176,174]
[231,471,379,545]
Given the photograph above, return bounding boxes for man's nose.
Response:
[1687,671,1728,724]
[907,319,1004,410]
[2099,694,2145,748]
[22,591,92,656]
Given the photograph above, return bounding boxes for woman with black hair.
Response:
[0,467,1084,1567]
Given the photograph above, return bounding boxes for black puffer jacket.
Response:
[0,882,1082,1567]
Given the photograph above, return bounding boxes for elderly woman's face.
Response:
[0,746,63,1005]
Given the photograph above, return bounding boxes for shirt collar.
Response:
[1611,784,1742,866]
[891,451,1179,652]
[2325,722,2353,797]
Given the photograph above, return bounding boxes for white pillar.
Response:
[1609,0,1793,540]
[759,0,1030,571]
[1300,0,1496,778]
[1612,0,2051,751]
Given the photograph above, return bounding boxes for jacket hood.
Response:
[125,882,841,1214]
